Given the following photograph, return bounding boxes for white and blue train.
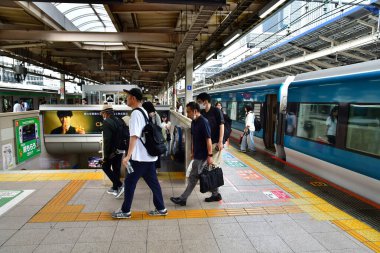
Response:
[205,59,380,204]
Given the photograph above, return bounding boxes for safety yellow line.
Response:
[229,147,380,252]
[0,171,185,182]
[29,179,303,223]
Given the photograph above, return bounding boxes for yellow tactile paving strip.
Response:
[0,171,186,182]
[2,151,379,252]
[0,172,103,181]
[29,179,303,223]
[229,147,380,253]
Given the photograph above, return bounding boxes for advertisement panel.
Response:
[43,110,129,135]
[14,117,41,164]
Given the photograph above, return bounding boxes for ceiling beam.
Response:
[0,30,178,43]
[108,3,196,13]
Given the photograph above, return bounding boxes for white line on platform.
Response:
[0,190,35,216]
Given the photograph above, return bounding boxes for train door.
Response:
[263,94,277,151]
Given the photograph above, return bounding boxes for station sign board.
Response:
[14,117,41,164]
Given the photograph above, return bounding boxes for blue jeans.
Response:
[240,131,255,151]
[121,160,165,213]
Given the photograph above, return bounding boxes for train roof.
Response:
[208,77,289,95]
[293,59,380,83]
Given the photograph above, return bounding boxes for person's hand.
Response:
[207,156,213,165]
[122,155,130,167]
[76,126,85,134]
[217,141,223,151]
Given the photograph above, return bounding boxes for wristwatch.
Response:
[208,154,213,157]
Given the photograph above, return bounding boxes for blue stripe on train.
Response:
[284,135,380,181]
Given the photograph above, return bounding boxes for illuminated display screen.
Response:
[43,110,129,135]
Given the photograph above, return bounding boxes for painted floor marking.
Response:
[229,147,380,253]
[0,190,34,216]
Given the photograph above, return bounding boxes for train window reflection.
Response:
[346,104,380,156]
[296,103,338,145]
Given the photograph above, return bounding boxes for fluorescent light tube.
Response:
[206,51,215,60]
[259,0,287,19]
[223,33,241,46]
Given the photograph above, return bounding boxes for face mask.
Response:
[199,103,205,110]
[103,117,107,120]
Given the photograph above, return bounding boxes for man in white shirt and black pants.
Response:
[112,88,167,219]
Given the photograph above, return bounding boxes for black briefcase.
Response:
[199,165,224,193]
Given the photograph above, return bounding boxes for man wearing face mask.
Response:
[196,92,224,202]
[100,105,124,198]
[170,102,213,206]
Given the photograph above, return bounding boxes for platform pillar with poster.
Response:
[14,117,41,164]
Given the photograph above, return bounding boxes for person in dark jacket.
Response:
[50,111,85,134]
[101,105,124,198]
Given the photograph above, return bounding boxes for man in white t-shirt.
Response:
[112,88,167,219]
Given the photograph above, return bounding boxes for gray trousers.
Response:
[180,159,219,200]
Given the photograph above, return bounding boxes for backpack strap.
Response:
[132,107,150,148]
[133,107,149,125]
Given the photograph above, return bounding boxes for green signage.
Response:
[14,117,41,164]
[0,190,22,207]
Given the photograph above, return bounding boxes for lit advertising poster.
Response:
[43,111,129,135]
[14,117,41,164]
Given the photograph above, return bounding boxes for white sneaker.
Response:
[115,185,124,199]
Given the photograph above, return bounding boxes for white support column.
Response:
[185,45,193,112]
[173,74,177,111]
[59,73,65,103]
[167,82,170,106]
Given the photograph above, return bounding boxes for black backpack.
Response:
[254,116,262,132]
[111,116,130,151]
[223,113,232,142]
[134,108,167,156]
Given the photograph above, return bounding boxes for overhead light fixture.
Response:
[223,29,242,46]
[206,51,216,61]
[194,64,201,70]
[259,0,287,19]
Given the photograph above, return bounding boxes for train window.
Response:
[296,103,338,145]
[346,104,380,157]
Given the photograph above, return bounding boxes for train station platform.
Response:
[0,147,379,253]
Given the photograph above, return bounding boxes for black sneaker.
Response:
[112,210,131,219]
[148,209,168,216]
[170,197,186,206]
[205,193,222,202]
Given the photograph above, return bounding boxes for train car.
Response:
[285,60,380,204]
[208,77,294,158]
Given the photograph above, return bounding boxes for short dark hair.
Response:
[186,101,200,112]
[196,92,211,103]
[244,105,253,112]
[57,111,73,118]
[142,101,156,113]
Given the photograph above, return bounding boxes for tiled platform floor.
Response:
[0,147,379,253]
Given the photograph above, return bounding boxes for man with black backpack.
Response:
[112,88,167,219]
[101,105,124,198]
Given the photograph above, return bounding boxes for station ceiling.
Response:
[0,0,280,92]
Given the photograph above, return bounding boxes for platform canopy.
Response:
[0,0,281,93]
